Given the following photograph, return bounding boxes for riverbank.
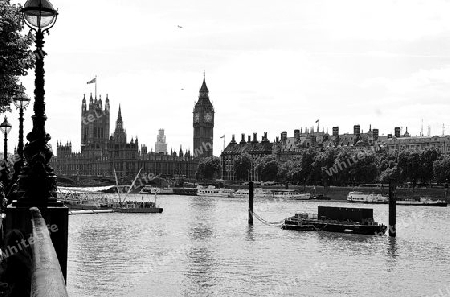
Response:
[298,185,448,201]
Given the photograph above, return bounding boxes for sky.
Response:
[7,0,450,157]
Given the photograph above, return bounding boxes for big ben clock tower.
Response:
[193,76,214,158]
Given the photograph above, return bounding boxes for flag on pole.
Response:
[315,119,319,123]
[87,77,96,84]
[220,135,225,138]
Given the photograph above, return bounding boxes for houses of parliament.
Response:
[50,78,215,181]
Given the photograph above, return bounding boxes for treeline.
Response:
[197,147,450,188]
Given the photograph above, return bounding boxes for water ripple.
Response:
[67,195,450,297]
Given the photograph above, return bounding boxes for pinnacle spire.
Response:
[200,75,208,93]
[118,104,122,122]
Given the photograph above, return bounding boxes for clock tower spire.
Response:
[193,75,214,158]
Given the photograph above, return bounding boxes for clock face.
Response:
[204,112,213,122]
[194,113,200,123]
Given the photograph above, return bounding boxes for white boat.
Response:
[197,186,235,198]
[272,190,311,200]
[396,197,447,207]
[140,186,173,195]
[347,191,388,204]
[233,188,274,198]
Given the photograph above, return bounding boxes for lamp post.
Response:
[13,90,31,160]
[18,0,59,204]
[0,116,12,160]
[5,0,69,282]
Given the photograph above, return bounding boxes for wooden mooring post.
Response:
[389,179,396,237]
[445,183,448,204]
[248,181,253,225]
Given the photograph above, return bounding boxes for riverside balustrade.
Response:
[29,207,68,297]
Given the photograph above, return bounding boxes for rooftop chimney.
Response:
[395,127,400,138]
[354,125,360,136]
[240,133,246,144]
[231,134,237,144]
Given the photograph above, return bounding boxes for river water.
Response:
[66,194,450,297]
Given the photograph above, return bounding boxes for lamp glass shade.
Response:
[0,117,12,135]
[23,0,57,30]
[13,95,31,109]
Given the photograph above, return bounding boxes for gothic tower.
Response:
[81,93,110,151]
[113,104,127,145]
[193,77,214,158]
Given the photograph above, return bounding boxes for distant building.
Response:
[383,135,450,154]
[193,78,214,158]
[51,93,198,181]
[155,129,167,154]
[220,124,387,181]
[221,133,273,181]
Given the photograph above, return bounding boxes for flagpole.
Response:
[95,75,97,99]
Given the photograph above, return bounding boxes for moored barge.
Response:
[282,206,387,235]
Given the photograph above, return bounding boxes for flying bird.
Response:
[177,25,183,28]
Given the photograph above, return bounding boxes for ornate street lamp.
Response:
[0,117,12,160]
[17,0,59,205]
[13,89,31,160]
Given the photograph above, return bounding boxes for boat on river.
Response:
[233,188,273,198]
[272,189,311,200]
[140,186,174,195]
[282,206,387,235]
[396,197,447,207]
[347,191,388,204]
[112,200,163,213]
[58,188,111,210]
[197,186,235,198]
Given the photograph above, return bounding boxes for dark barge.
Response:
[282,206,387,235]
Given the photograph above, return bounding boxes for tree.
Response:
[256,155,279,182]
[311,148,338,186]
[433,155,450,184]
[419,148,440,186]
[351,151,378,184]
[378,167,399,184]
[233,153,252,181]
[278,158,299,183]
[298,148,317,187]
[333,148,353,186]
[196,156,221,180]
[0,1,34,111]
[397,150,421,189]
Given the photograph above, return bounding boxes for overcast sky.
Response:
[8,0,450,156]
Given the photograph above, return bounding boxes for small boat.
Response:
[112,200,163,213]
[113,170,163,213]
[233,188,273,198]
[347,191,388,204]
[396,197,447,207]
[69,209,114,215]
[282,206,387,235]
[140,186,173,195]
[197,185,235,198]
[64,200,106,210]
[310,194,331,200]
[272,189,311,200]
[58,189,111,210]
[172,188,198,196]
